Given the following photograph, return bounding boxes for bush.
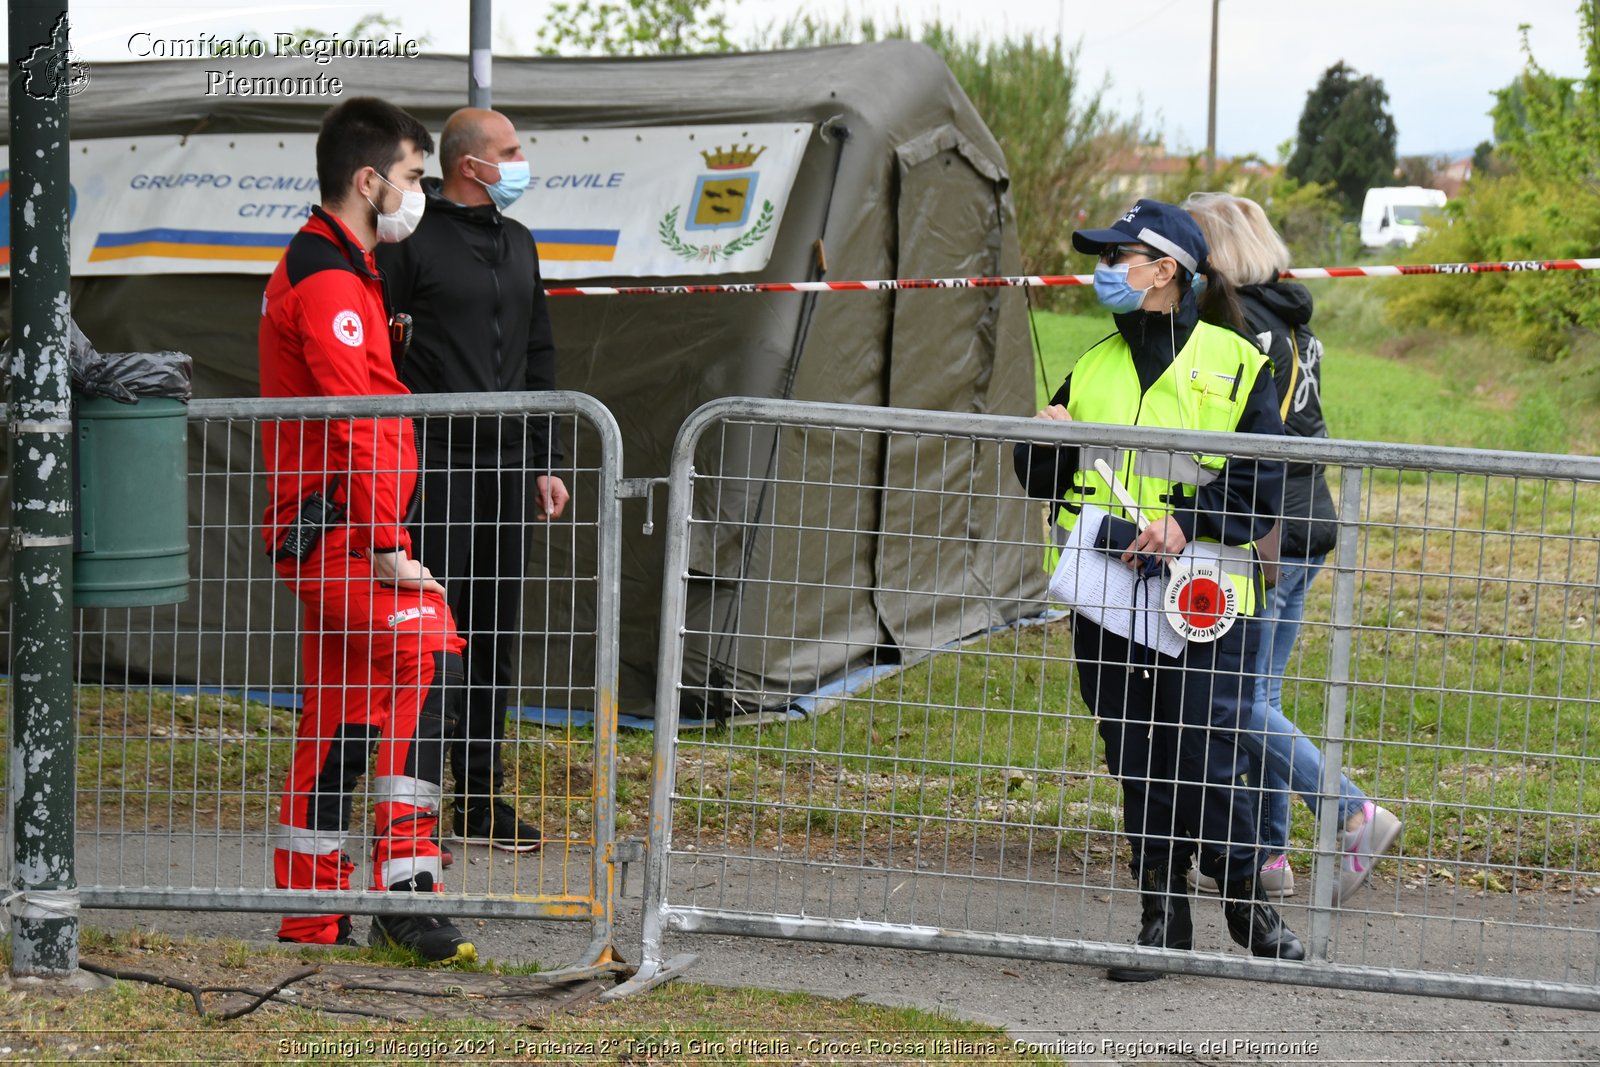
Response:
[1384,6,1600,359]
[1385,173,1600,358]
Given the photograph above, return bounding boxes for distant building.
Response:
[1102,142,1279,202]
[1429,157,1473,199]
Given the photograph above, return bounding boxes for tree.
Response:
[1490,10,1600,187]
[1470,139,1497,178]
[535,0,734,56]
[1286,62,1398,216]
[1387,3,1600,359]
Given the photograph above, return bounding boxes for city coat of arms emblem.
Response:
[659,144,776,262]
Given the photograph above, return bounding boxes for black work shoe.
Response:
[455,800,542,853]
[1222,876,1306,961]
[369,912,477,965]
[369,872,478,965]
[1107,864,1194,982]
[278,915,357,948]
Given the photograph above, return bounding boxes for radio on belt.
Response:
[274,487,346,563]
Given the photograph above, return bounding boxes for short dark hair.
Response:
[316,97,434,205]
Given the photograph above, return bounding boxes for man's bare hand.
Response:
[1036,404,1071,422]
[368,549,446,596]
[533,474,570,521]
[1122,517,1188,567]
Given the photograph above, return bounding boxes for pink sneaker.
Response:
[1257,852,1296,898]
[1187,854,1294,897]
[1333,802,1402,906]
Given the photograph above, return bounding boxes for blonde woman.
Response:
[1184,192,1401,906]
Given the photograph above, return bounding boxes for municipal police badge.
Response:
[1163,560,1238,643]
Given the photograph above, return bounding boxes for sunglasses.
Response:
[1099,246,1165,266]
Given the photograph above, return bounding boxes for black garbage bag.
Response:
[67,319,192,403]
[1,318,192,403]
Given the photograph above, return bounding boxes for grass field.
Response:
[0,929,1052,1066]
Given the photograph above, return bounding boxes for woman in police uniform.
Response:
[1013,199,1303,981]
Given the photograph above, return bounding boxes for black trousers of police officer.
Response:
[1073,610,1263,886]
[410,450,537,816]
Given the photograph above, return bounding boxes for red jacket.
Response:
[258,206,415,556]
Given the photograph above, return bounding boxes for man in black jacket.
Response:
[377,107,568,853]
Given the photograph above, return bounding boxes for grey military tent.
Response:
[0,42,1049,718]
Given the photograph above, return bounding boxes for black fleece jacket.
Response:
[1238,281,1338,558]
[1013,288,1286,547]
[376,178,561,470]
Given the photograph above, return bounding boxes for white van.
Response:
[1360,186,1448,249]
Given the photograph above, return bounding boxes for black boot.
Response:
[1107,864,1194,982]
[1222,875,1305,960]
[369,871,478,965]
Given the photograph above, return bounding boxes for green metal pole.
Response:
[7,0,77,977]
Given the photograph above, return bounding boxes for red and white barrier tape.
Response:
[1282,258,1600,280]
[544,258,1600,296]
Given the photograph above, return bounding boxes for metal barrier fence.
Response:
[625,397,1600,1010]
[4,392,624,975]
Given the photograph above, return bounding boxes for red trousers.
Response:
[272,528,466,944]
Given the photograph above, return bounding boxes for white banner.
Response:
[0,123,811,280]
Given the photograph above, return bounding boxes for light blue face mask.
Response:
[1093,262,1154,314]
[469,156,531,210]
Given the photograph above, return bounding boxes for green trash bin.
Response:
[71,348,192,608]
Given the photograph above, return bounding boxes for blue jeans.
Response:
[1244,554,1366,851]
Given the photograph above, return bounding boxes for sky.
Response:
[10,0,1590,159]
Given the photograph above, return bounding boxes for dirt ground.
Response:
[55,832,1600,1067]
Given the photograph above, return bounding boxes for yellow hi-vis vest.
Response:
[1048,320,1268,616]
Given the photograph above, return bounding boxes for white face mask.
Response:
[368,171,426,243]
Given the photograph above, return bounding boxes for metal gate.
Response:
[8,391,624,976]
[623,396,1600,1010]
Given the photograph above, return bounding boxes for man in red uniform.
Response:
[259,97,474,963]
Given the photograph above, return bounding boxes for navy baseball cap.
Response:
[1072,198,1209,274]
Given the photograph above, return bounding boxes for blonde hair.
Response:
[1183,192,1290,286]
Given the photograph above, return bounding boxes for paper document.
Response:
[1048,504,1242,657]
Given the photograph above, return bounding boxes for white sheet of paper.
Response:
[1047,506,1249,656]
[1047,504,1187,658]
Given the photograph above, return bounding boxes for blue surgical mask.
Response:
[469,156,531,210]
[1093,262,1153,314]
